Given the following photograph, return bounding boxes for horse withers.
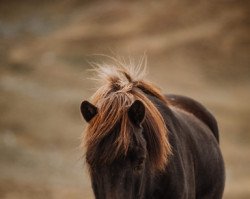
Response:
[80,64,225,199]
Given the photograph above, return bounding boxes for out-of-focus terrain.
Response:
[0,0,249,198]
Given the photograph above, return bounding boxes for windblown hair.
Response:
[84,59,171,171]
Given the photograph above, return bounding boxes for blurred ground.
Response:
[0,0,249,198]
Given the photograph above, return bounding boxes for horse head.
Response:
[81,100,148,199]
[80,63,171,199]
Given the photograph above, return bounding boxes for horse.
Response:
[80,63,225,199]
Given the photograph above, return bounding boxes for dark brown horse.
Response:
[80,63,225,199]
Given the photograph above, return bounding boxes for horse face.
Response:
[85,100,148,199]
[87,130,147,199]
[90,141,146,199]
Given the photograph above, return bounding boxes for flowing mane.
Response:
[83,60,171,171]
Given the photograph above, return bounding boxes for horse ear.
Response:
[128,100,145,126]
[80,101,98,122]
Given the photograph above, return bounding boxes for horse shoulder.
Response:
[165,94,219,143]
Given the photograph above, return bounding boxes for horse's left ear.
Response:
[80,101,98,122]
[128,100,145,126]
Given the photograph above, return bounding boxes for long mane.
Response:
[83,59,171,171]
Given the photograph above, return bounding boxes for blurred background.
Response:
[0,0,249,198]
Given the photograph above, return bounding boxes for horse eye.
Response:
[134,157,145,171]
[138,157,144,165]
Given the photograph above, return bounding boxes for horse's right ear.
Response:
[80,101,98,122]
